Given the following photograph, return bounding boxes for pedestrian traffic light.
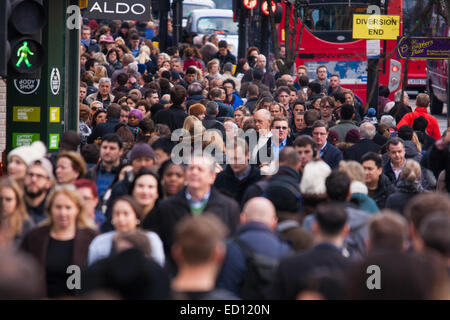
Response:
[0,1,11,78]
[8,0,46,79]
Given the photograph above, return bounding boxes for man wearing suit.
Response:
[312,120,343,169]
[344,122,381,162]
[268,202,351,299]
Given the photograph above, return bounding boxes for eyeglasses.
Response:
[274,126,288,130]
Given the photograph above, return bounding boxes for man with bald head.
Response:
[241,54,276,92]
[216,197,292,299]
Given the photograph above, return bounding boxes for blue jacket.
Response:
[216,221,291,297]
[231,93,244,110]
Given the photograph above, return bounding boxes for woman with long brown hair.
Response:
[0,177,34,248]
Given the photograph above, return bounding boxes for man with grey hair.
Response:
[344,122,381,162]
[251,109,273,166]
[85,77,115,108]
[242,54,276,92]
[186,82,205,104]
[202,101,226,139]
[147,154,240,270]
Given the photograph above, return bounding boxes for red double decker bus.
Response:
[279,0,428,104]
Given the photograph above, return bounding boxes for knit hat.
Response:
[188,104,206,117]
[28,157,55,181]
[367,107,377,117]
[8,141,47,166]
[345,128,360,143]
[328,130,339,145]
[129,143,155,163]
[129,109,144,122]
[300,161,331,195]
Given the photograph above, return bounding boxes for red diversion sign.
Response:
[243,0,258,10]
[261,1,276,15]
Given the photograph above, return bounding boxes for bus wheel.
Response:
[429,86,443,115]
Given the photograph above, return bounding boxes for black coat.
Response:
[154,104,188,132]
[214,165,263,206]
[202,115,226,138]
[344,139,381,162]
[268,243,350,299]
[372,133,388,146]
[385,179,423,215]
[88,118,121,143]
[321,142,343,169]
[426,140,450,193]
[368,174,396,209]
[213,50,237,69]
[146,187,241,257]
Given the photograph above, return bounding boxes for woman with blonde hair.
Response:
[0,177,34,247]
[339,161,379,214]
[93,65,108,85]
[205,59,220,79]
[20,185,97,298]
[385,159,424,215]
[136,45,151,64]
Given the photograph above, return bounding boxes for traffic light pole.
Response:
[158,0,169,52]
[172,0,183,47]
[66,0,80,133]
[6,0,71,154]
[238,9,248,60]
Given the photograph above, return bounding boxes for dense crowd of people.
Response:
[0,18,449,300]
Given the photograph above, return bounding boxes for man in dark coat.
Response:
[268,202,351,299]
[425,127,450,194]
[214,138,262,205]
[361,152,395,209]
[87,103,121,144]
[241,54,275,92]
[147,155,241,264]
[202,101,226,139]
[312,120,342,169]
[154,85,188,132]
[344,122,381,162]
[216,197,291,299]
[212,40,237,70]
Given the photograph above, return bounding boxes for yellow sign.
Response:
[352,14,400,40]
[49,107,60,123]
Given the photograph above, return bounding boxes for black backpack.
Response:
[234,238,279,300]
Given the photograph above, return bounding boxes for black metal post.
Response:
[238,9,248,60]
[367,58,379,109]
[260,15,269,58]
[158,0,169,52]
[173,0,182,47]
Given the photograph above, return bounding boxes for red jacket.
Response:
[183,58,203,72]
[397,107,441,140]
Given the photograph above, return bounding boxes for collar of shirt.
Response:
[186,189,211,207]
[390,161,404,180]
[233,165,252,181]
[272,138,288,159]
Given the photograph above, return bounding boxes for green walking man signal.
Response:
[16,41,34,68]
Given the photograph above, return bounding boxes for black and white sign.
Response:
[84,0,151,20]
[14,79,41,95]
[50,68,61,96]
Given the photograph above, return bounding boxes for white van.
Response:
[175,0,216,27]
[186,9,238,57]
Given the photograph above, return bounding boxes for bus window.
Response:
[299,4,369,41]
